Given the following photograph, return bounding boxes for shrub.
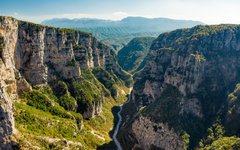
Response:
[52,81,68,97]
[66,59,76,67]
[59,93,77,111]
[92,67,122,98]
[69,78,103,115]
[49,105,72,119]
[22,89,72,119]
[72,80,101,106]
[73,45,85,50]
[181,132,190,150]
[23,90,52,111]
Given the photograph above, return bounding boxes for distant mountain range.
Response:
[42,17,204,50]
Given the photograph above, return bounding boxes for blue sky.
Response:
[1,0,240,24]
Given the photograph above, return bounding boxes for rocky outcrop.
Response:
[0,17,19,148]
[82,98,103,119]
[0,16,130,148]
[120,25,240,149]
[122,115,184,150]
[15,20,126,85]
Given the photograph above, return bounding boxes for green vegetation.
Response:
[181,132,190,150]
[18,19,92,37]
[72,79,101,107]
[117,37,155,73]
[228,83,240,103]
[59,93,77,111]
[199,121,225,148]
[73,44,85,50]
[93,67,124,98]
[66,59,77,67]
[142,85,206,149]
[201,136,240,150]
[76,27,159,51]
[225,83,240,135]
[22,89,73,119]
[58,28,92,36]
[15,102,82,138]
[191,52,206,62]
[0,36,4,58]
[0,36,4,49]
[19,20,45,31]
[59,28,77,33]
[80,69,110,96]
[15,67,130,149]
[199,122,240,150]
[143,85,183,127]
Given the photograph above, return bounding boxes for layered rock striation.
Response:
[119,25,240,149]
[0,16,130,148]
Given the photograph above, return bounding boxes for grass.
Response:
[14,68,130,149]
[15,85,128,149]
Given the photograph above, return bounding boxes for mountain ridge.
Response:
[42,17,204,51]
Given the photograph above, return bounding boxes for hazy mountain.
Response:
[42,17,204,50]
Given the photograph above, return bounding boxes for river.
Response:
[112,87,133,150]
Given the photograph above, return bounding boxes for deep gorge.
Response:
[1,15,240,150]
[0,16,132,149]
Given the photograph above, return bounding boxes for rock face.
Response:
[15,20,125,85]
[0,16,130,148]
[119,25,240,149]
[0,17,19,148]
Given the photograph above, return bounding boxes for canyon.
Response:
[1,15,240,150]
[0,16,131,149]
[119,24,240,149]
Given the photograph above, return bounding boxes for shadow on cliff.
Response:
[96,106,120,150]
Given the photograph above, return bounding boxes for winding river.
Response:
[113,87,133,150]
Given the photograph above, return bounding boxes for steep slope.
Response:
[117,37,155,73]
[119,24,240,150]
[42,17,203,51]
[0,16,131,149]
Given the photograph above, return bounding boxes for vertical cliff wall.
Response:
[0,17,19,148]
[119,25,240,149]
[0,16,130,148]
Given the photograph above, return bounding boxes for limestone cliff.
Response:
[119,25,240,149]
[0,16,130,148]
[0,17,19,149]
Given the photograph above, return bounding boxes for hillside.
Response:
[119,24,240,150]
[42,17,203,51]
[0,16,132,149]
[117,37,155,73]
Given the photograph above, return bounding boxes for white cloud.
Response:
[111,11,129,20]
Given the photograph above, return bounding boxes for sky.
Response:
[1,0,240,24]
